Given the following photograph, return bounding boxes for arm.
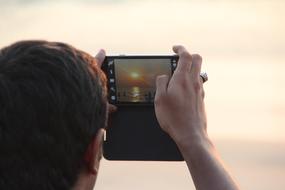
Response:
[154,45,240,190]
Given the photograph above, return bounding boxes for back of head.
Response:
[0,41,107,190]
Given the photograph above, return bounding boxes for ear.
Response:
[84,128,105,175]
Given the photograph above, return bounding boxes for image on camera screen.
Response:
[114,59,172,103]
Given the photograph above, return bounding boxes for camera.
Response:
[102,55,183,161]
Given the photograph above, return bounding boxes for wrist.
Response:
[175,129,214,157]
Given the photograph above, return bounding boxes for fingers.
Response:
[191,54,203,81]
[173,45,192,73]
[190,54,205,99]
[108,103,117,114]
[94,49,106,67]
[155,75,169,101]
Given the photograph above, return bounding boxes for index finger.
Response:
[172,45,192,73]
[94,49,106,67]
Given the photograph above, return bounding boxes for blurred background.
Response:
[1,0,284,189]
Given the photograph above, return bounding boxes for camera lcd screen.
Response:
[114,59,172,103]
[103,56,178,105]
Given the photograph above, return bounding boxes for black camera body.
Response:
[102,55,183,161]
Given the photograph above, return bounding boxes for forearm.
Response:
[178,134,240,190]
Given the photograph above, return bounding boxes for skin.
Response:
[73,46,240,190]
[155,45,240,190]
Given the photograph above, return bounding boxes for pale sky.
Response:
[0,0,284,143]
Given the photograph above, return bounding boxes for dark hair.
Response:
[0,40,107,190]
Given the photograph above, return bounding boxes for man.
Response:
[0,41,239,190]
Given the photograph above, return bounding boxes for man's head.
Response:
[0,40,107,190]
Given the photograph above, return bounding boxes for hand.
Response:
[155,47,240,190]
[94,49,117,114]
[154,45,207,148]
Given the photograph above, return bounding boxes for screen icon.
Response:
[108,60,114,66]
[110,87,116,92]
[111,96,116,100]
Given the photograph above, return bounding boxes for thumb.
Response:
[155,75,169,100]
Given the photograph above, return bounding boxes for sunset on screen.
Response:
[114,59,171,102]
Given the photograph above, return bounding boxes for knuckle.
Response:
[154,94,164,106]
[193,80,202,93]
[192,60,201,69]
[180,51,192,60]
[157,75,164,80]
[175,73,189,87]
[192,54,203,63]
[156,75,168,86]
